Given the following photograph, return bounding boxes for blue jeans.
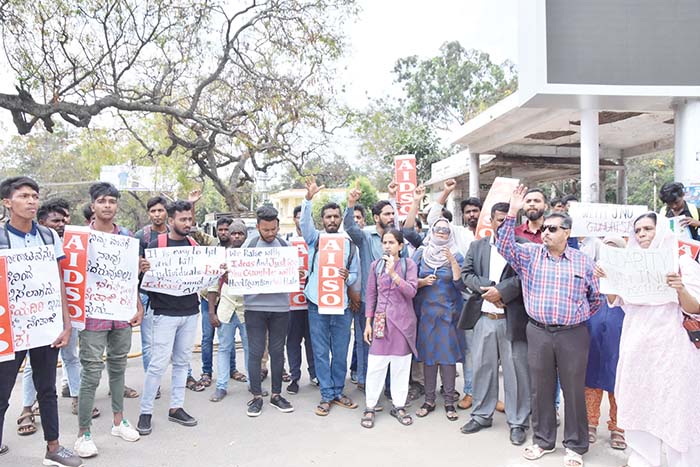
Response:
[463,329,474,395]
[200,299,214,376]
[140,314,198,414]
[352,302,369,385]
[215,313,249,391]
[307,303,352,402]
[140,293,154,372]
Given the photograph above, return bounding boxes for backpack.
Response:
[0,223,55,250]
[374,256,408,284]
[156,233,198,248]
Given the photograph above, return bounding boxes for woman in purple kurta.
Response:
[360,229,418,428]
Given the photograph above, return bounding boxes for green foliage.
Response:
[625,152,674,210]
[348,176,378,225]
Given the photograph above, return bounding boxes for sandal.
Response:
[71,399,101,418]
[123,386,139,398]
[315,401,331,416]
[231,371,247,383]
[360,408,375,428]
[17,412,37,436]
[282,371,291,383]
[198,373,212,388]
[523,444,555,460]
[564,448,584,467]
[415,402,436,418]
[610,430,627,450]
[588,425,597,443]
[332,394,358,409]
[390,407,413,426]
[445,404,458,421]
[186,375,205,392]
[31,401,40,417]
[0,444,8,456]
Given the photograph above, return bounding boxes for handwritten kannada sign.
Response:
[289,238,309,310]
[569,202,648,237]
[317,234,346,315]
[61,227,140,325]
[394,154,417,220]
[0,246,64,361]
[227,247,299,295]
[599,244,677,305]
[475,177,520,239]
[141,246,226,296]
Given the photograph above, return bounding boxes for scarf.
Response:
[422,217,459,270]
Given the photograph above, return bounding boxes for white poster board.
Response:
[227,247,299,295]
[141,246,226,296]
[569,202,648,237]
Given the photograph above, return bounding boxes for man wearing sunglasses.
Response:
[496,184,602,467]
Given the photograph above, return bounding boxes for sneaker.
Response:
[168,408,197,427]
[73,432,98,458]
[286,380,299,395]
[61,384,71,398]
[350,371,358,384]
[44,445,83,467]
[246,397,263,417]
[310,377,319,386]
[136,414,152,436]
[270,395,294,413]
[110,419,140,442]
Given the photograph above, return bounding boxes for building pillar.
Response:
[617,159,627,204]
[580,109,600,203]
[469,152,480,198]
[674,99,700,184]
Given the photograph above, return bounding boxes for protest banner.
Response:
[317,234,346,314]
[475,177,520,239]
[141,246,226,296]
[0,246,64,361]
[61,227,140,324]
[569,202,648,237]
[678,238,700,260]
[289,238,309,310]
[394,154,417,220]
[227,246,299,295]
[599,243,677,305]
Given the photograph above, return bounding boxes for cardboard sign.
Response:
[679,238,700,260]
[289,238,309,310]
[227,247,299,295]
[394,154,417,220]
[61,227,140,324]
[0,246,64,361]
[475,177,520,239]
[599,244,677,305]
[317,234,346,314]
[141,246,226,296]
[569,202,649,237]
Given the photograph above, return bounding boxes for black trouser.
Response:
[286,310,315,382]
[0,345,60,447]
[526,321,590,455]
[245,310,289,396]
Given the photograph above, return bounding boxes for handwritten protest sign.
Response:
[289,238,309,310]
[599,244,677,305]
[61,227,140,324]
[227,247,299,295]
[569,202,648,237]
[475,177,520,239]
[141,246,226,296]
[394,154,417,220]
[679,238,700,260]
[0,246,64,361]
[317,234,346,314]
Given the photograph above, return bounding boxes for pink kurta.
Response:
[615,255,700,453]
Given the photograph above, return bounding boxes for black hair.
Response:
[550,197,562,207]
[371,200,393,217]
[320,202,341,218]
[543,212,572,230]
[561,194,578,204]
[37,201,68,221]
[415,217,423,229]
[49,198,70,212]
[293,205,302,218]
[382,228,404,245]
[166,200,193,218]
[524,188,545,200]
[491,202,510,218]
[441,207,453,222]
[82,203,94,222]
[460,197,482,213]
[659,182,685,204]
[634,212,657,226]
[256,205,279,223]
[216,217,233,228]
[0,176,39,199]
[353,203,366,219]
[147,196,169,210]
[89,182,120,202]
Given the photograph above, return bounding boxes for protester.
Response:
[461,202,530,445]
[0,177,81,466]
[514,188,547,243]
[361,229,418,428]
[301,177,359,416]
[658,181,700,241]
[584,236,626,451]
[595,213,700,467]
[207,220,249,402]
[550,198,566,213]
[348,204,366,384]
[74,182,144,458]
[497,184,602,467]
[81,203,94,224]
[242,205,295,417]
[137,200,203,435]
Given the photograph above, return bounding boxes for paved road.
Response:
[3,344,628,467]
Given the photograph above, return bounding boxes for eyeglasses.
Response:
[432,226,450,234]
[542,225,569,233]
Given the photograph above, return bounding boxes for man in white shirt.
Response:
[426,179,481,256]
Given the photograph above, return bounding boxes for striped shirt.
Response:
[496,216,602,325]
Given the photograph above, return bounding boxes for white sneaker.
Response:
[111,419,140,442]
[74,432,98,458]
